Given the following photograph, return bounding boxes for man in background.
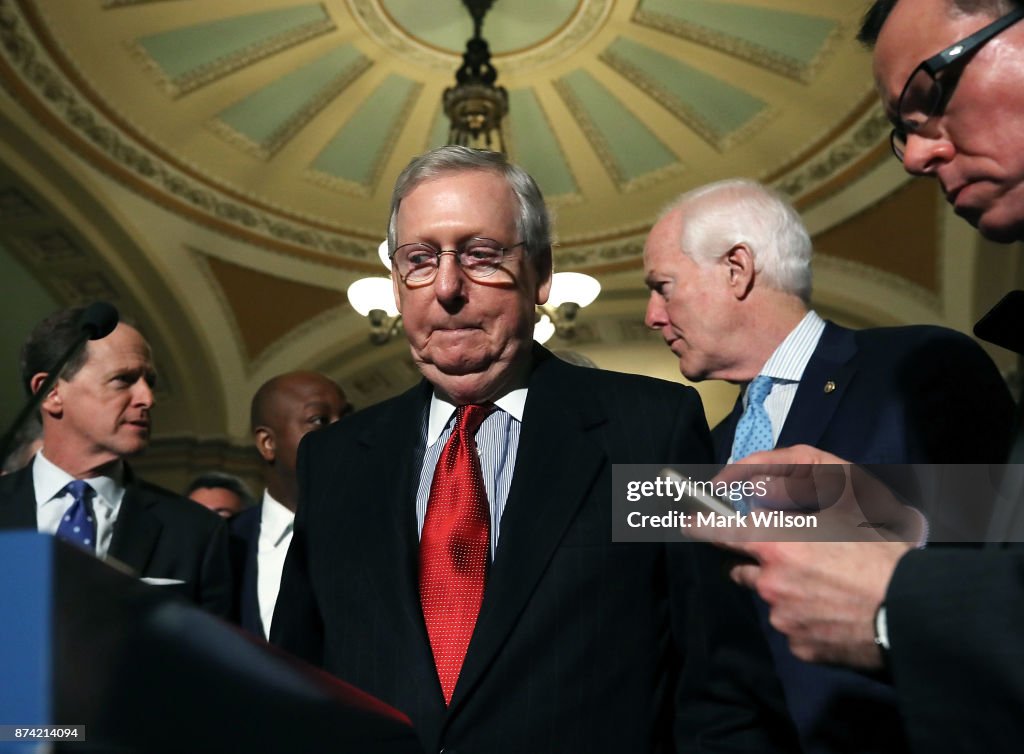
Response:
[231,371,349,638]
[0,307,231,616]
[186,471,255,518]
[643,177,1012,752]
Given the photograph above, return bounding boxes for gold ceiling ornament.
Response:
[444,0,509,152]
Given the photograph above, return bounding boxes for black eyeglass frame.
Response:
[890,5,1024,161]
[390,237,528,283]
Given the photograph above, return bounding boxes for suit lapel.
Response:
[776,322,858,449]
[448,350,606,712]
[108,482,162,574]
[355,382,441,694]
[0,463,39,528]
[241,511,263,636]
[712,399,743,463]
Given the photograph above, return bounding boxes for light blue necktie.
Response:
[56,479,96,552]
[730,376,775,514]
[731,375,776,462]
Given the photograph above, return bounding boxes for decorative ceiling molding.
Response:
[813,252,941,317]
[208,51,372,160]
[632,1,840,84]
[305,77,423,196]
[599,41,775,152]
[345,0,614,75]
[102,0,181,7]
[553,72,684,192]
[129,5,337,98]
[0,0,383,270]
[773,104,890,201]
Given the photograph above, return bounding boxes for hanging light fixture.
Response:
[444,0,508,152]
[536,272,602,341]
[346,274,400,345]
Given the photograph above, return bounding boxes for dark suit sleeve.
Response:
[197,518,233,618]
[664,389,799,752]
[908,330,1014,463]
[269,432,325,665]
[885,546,1024,751]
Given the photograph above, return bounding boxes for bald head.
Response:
[251,371,350,510]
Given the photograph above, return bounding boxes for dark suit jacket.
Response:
[886,545,1024,753]
[713,322,1013,465]
[229,504,265,637]
[712,322,1014,754]
[273,346,797,753]
[0,460,232,617]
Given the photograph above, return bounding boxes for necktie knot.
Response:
[455,403,493,438]
[57,479,96,552]
[747,374,774,406]
[65,479,92,502]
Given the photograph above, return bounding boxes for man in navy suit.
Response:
[0,307,232,616]
[696,2,1024,751]
[230,371,349,639]
[643,178,1013,752]
[272,146,798,753]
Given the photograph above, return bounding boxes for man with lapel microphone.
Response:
[272,146,798,753]
[0,306,231,616]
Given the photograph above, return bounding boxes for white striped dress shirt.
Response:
[415,390,526,558]
[731,310,826,460]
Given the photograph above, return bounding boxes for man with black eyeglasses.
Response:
[272,145,799,753]
[692,2,1024,752]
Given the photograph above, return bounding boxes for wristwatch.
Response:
[873,603,891,656]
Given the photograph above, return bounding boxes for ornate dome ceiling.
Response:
[5,0,1007,483]
[3,0,885,271]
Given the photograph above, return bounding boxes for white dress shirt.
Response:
[32,450,124,558]
[730,311,827,462]
[257,489,295,637]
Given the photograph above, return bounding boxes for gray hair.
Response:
[665,179,812,303]
[387,145,551,260]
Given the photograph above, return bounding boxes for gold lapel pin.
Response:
[824,380,836,394]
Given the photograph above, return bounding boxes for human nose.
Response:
[433,250,466,303]
[900,130,955,176]
[645,293,666,330]
[133,380,154,408]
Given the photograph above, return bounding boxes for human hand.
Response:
[684,445,916,669]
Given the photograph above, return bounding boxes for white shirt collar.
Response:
[32,449,125,511]
[757,310,827,384]
[260,489,295,548]
[426,388,528,446]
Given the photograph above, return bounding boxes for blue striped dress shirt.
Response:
[415,390,525,558]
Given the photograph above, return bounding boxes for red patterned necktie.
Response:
[420,403,493,705]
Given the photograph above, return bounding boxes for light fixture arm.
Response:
[367,309,403,346]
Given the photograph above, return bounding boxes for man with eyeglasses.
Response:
[692,2,1024,751]
[272,145,798,753]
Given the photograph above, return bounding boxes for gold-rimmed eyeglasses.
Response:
[391,237,526,283]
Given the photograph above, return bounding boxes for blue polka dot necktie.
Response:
[731,375,776,462]
[56,479,96,552]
